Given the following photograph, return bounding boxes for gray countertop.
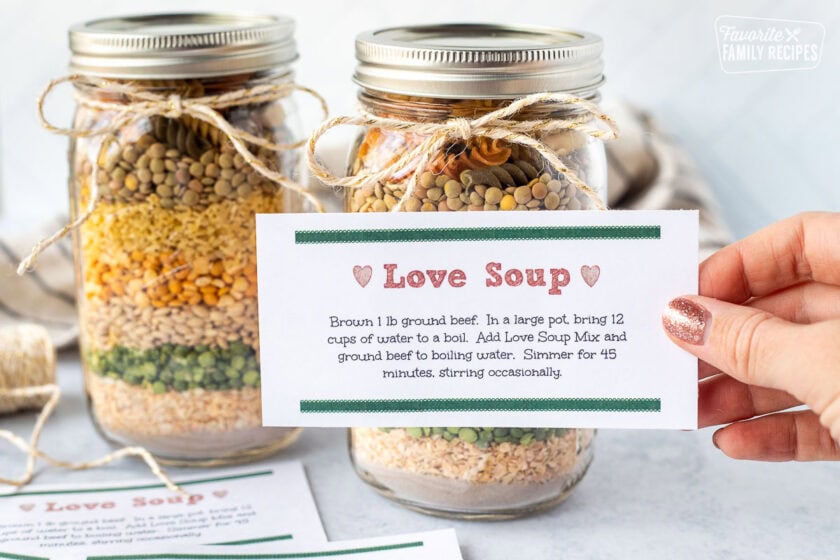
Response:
[3,352,839,559]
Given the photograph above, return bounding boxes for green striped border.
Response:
[87,541,423,559]
[295,225,660,244]
[211,535,293,546]
[0,552,49,560]
[300,398,660,413]
[0,471,272,499]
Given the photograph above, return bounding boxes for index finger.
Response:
[699,212,840,303]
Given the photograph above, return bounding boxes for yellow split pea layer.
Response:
[84,252,258,308]
[79,191,280,307]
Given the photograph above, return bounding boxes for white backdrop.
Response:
[1,0,838,238]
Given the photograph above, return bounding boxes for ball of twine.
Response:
[0,324,185,496]
[0,324,56,415]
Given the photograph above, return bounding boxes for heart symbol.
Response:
[580,265,600,287]
[353,265,373,288]
[213,490,228,498]
[19,504,35,512]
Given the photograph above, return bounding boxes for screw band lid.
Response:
[354,23,604,99]
[69,13,297,79]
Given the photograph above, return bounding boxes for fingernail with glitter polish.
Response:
[662,297,710,345]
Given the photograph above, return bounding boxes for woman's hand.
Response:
[662,212,840,461]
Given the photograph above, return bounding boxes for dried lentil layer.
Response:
[351,427,586,485]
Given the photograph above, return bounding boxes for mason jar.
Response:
[346,24,607,518]
[68,14,308,464]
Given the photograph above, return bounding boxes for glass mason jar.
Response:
[346,24,607,518]
[68,14,308,464]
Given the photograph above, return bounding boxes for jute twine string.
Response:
[306,92,618,210]
[18,74,330,275]
[0,325,185,496]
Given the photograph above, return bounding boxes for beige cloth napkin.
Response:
[0,102,731,349]
[0,216,78,348]
[603,102,731,257]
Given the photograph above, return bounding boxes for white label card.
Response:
[257,210,698,430]
[0,461,325,554]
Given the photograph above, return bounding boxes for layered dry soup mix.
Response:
[74,79,301,459]
[347,94,603,515]
[352,427,594,512]
[348,116,596,214]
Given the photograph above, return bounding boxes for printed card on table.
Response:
[0,461,325,554]
[257,210,698,430]
[77,530,463,560]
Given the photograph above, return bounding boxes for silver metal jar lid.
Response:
[69,13,298,79]
[354,24,604,99]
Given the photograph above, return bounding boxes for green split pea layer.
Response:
[381,427,570,447]
[86,341,260,394]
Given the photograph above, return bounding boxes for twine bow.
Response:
[307,92,619,211]
[18,74,329,274]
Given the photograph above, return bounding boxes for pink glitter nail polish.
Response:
[662,297,710,345]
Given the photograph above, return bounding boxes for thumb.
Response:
[661,296,839,413]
